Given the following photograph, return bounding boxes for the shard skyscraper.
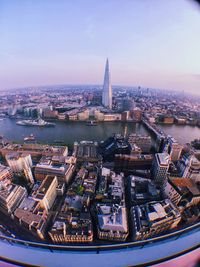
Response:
[102,58,112,109]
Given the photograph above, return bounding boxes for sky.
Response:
[0,0,200,94]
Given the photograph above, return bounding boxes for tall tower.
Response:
[152,153,170,186]
[102,58,112,109]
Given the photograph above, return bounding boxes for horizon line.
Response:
[0,82,195,95]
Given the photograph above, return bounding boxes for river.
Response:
[159,124,200,144]
[0,118,199,146]
[0,118,149,146]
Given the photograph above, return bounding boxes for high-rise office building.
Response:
[6,152,33,172]
[6,152,34,183]
[102,58,112,109]
[152,153,170,186]
[164,137,183,162]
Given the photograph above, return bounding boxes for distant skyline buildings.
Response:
[0,1,200,94]
[102,59,112,109]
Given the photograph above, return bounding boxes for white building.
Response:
[33,175,58,211]
[77,109,89,121]
[94,110,104,121]
[6,152,34,183]
[6,152,33,172]
[103,113,121,121]
[96,204,128,241]
[34,156,75,184]
[164,180,182,205]
[166,137,183,162]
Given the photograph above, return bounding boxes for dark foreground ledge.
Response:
[0,222,200,267]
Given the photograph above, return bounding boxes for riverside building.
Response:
[73,141,101,163]
[0,143,68,159]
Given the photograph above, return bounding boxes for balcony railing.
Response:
[0,221,199,252]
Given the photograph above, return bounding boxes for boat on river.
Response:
[24,134,36,142]
[16,118,55,127]
[86,120,98,126]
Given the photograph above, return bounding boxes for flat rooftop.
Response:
[1,143,67,155]
[156,153,170,166]
[34,175,56,198]
[170,178,200,196]
[97,204,128,233]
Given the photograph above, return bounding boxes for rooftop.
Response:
[156,153,170,166]
[2,143,68,156]
[131,199,181,235]
[129,176,160,203]
[97,204,128,233]
[33,175,57,199]
[6,152,30,161]
[170,178,200,196]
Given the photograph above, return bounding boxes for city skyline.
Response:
[0,71,200,266]
[0,0,200,94]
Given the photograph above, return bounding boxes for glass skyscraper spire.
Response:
[102,58,112,109]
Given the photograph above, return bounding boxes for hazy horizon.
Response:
[0,82,194,96]
[0,0,200,94]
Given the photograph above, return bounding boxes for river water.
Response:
[0,118,199,146]
[0,118,149,145]
[159,124,200,144]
